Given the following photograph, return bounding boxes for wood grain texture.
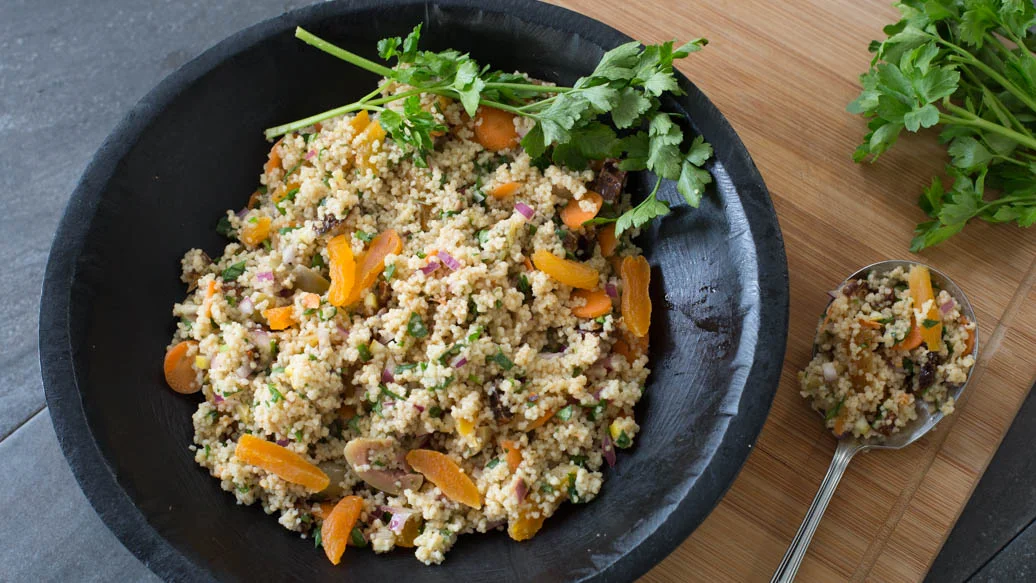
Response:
[544,0,1036,580]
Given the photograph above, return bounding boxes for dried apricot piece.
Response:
[240,216,272,248]
[508,507,546,541]
[560,191,603,230]
[321,495,364,565]
[570,289,612,318]
[531,250,599,290]
[262,306,296,331]
[164,340,200,394]
[235,434,330,491]
[456,417,475,436]
[489,181,521,199]
[620,255,651,338]
[327,234,356,307]
[263,138,283,176]
[395,516,422,548]
[500,440,522,472]
[355,120,386,170]
[405,449,482,509]
[908,265,942,351]
[345,229,403,305]
[523,409,555,432]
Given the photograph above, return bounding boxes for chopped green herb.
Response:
[430,376,454,391]
[350,527,367,547]
[416,250,427,259]
[268,383,283,403]
[237,485,250,493]
[556,405,574,421]
[357,343,373,362]
[394,363,418,373]
[922,318,940,329]
[294,430,303,441]
[283,161,302,179]
[527,224,538,236]
[594,316,607,324]
[269,339,279,357]
[429,406,443,418]
[903,357,915,375]
[204,444,211,459]
[485,458,502,469]
[877,317,895,325]
[347,415,361,433]
[570,454,588,467]
[476,230,490,246]
[380,384,404,401]
[467,325,483,342]
[614,430,631,449]
[284,187,300,202]
[567,472,585,503]
[318,306,337,321]
[303,308,317,316]
[825,398,845,421]
[262,239,272,251]
[271,366,286,374]
[300,514,312,524]
[488,350,514,371]
[555,227,568,241]
[572,367,582,378]
[585,401,606,422]
[438,343,464,365]
[539,483,555,494]
[310,253,326,269]
[207,410,219,421]
[384,263,397,281]
[517,274,532,296]
[179,317,193,331]
[221,261,246,282]
[313,528,322,549]
[278,226,301,235]
[355,230,374,243]
[216,215,237,240]
[467,374,481,384]
[495,298,503,309]
[407,312,429,338]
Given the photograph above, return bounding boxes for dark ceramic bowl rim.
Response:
[38,0,789,580]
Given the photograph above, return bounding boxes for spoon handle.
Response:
[771,439,865,583]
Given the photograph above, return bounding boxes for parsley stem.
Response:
[477,100,528,116]
[265,89,423,139]
[943,50,1036,114]
[483,82,572,93]
[295,27,395,79]
[940,104,1036,151]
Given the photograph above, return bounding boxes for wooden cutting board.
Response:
[547,0,1036,580]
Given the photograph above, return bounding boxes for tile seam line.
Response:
[0,405,47,443]
[850,251,1036,582]
[965,513,1036,581]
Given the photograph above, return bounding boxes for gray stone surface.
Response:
[0,410,159,582]
[0,0,1032,580]
[926,384,1036,583]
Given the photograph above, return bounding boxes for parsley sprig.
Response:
[848,0,1036,250]
[265,25,714,236]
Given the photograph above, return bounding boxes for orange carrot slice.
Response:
[345,229,403,305]
[164,340,200,394]
[620,255,652,338]
[240,216,272,248]
[235,434,330,491]
[894,316,924,351]
[531,250,599,290]
[571,289,612,318]
[321,495,364,565]
[524,409,555,432]
[405,449,482,509]
[264,138,282,176]
[598,223,617,258]
[908,265,942,351]
[474,106,519,151]
[857,317,882,330]
[327,234,356,307]
[500,440,522,472]
[560,191,604,230]
[489,181,521,199]
[262,306,296,331]
[508,508,546,541]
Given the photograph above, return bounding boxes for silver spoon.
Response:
[771,260,979,583]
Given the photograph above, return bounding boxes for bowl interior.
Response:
[40,2,788,581]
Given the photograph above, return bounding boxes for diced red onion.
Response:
[822,362,838,383]
[379,507,416,534]
[602,435,616,467]
[276,438,289,446]
[368,508,384,520]
[514,479,528,502]
[940,300,954,315]
[383,400,395,407]
[420,261,440,275]
[305,149,316,160]
[540,352,562,359]
[239,297,254,316]
[236,208,249,218]
[592,388,603,400]
[605,283,618,299]
[453,357,468,368]
[437,251,461,271]
[413,403,425,413]
[256,271,275,283]
[826,289,839,300]
[214,394,224,403]
[250,329,269,345]
[337,324,349,338]
[515,202,535,220]
[236,364,252,379]
[382,368,394,383]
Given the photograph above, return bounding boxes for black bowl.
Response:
[39,1,788,581]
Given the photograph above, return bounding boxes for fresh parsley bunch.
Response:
[265,25,714,236]
[848,0,1036,251]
